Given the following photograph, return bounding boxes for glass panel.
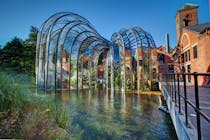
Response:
[36,13,157,92]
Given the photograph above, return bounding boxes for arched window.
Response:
[158,54,165,64]
[183,14,192,27]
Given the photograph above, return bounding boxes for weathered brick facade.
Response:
[157,48,174,75]
[176,4,199,41]
[173,4,210,86]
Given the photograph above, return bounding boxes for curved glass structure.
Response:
[111,27,157,91]
[36,12,157,91]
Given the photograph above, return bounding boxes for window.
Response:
[168,64,174,71]
[152,68,156,80]
[193,45,198,59]
[184,50,190,62]
[158,54,165,64]
[184,19,190,26]
[181,53,184,63]
[139,60,142,66]
[183,14,192,27]
[185,52,187,62]
[168,64,174,73]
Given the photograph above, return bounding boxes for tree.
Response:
[0,37,25,69]
[25,26,38,45]
[0,26,38,75]
[23,26,38,75]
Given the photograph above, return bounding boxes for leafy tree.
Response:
[0,37,25,69]
[23,26,38,75]
[0,26,38,75]
[25,26,38,45]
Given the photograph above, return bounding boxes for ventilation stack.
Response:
[165,33,170,53]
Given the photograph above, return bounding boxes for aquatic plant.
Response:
[0,68,72,139]
[55,106,70,129]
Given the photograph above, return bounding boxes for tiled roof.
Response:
[185,23,210,33]
[156,50,173,62]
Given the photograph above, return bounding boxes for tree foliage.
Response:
[0,26,38,75]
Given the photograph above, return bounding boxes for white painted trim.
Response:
[180,33,190,51]
[183,62,191,66]
[191,43,198,48]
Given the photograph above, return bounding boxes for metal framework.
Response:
[111,27,157,91]
[36,12,157,91]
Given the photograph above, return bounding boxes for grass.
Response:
[0,67,73,139]
[55,106,70,129]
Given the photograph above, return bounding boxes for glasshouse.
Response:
[36,12,158,92]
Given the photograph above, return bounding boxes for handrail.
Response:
[160,72,210,140]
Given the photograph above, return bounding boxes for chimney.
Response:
[165,33,170,53]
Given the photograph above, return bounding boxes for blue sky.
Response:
[0,0,209,48]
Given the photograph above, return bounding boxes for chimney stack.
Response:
[165,33,170,53]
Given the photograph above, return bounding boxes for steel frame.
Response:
[36,12,156,91]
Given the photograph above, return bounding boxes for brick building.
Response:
[173,3,210,86]
[157,46,174,75]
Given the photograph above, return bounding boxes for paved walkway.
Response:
[162,82,210,140]
[178,86,210,140]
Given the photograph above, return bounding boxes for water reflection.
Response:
[51,89,177,140]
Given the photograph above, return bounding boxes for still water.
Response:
[52,89,177,140]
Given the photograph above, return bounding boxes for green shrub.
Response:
[0,69,71,139]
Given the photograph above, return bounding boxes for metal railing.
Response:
[160,72,210,140]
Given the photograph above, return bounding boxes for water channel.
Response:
[49,89,177,140]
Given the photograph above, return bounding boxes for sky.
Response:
[0,0,209,48]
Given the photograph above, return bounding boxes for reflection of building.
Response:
[98,65,104,79]
[62,49,70,72]
[173,3,210,86]
[61,49,70,88]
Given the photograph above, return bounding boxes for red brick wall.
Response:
[179,29,210,85]
[176,8,198,41]
[157,51,173,74]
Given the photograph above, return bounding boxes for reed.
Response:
[0,68,72,139]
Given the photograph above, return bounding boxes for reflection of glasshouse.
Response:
[36,12,165,91]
